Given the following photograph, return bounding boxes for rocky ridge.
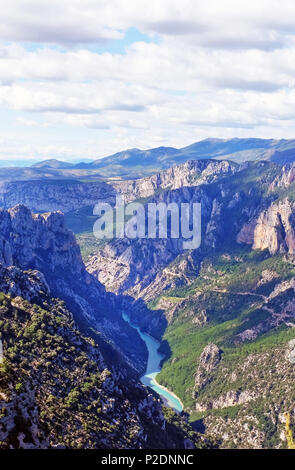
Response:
[0,205,147,375]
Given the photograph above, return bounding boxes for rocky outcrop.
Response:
[195,390,256,412]
[0,160,238,214]
[285,339,295,364]
[112,160,238,203]
[257,269,279,287]
[0,384,48,449]
[237,218,257,245]
[269,162,295,190]
[253,199,295,254]
[194,344,222,397]
[0,265,50,302]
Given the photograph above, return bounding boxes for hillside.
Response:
[0,283,206,448]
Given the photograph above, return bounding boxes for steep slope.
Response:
[0,276,207,449]
[0,205,146,375]
[153,250,295,448]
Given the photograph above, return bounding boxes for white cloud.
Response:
[2,1,295,50]
[0,0,295,160]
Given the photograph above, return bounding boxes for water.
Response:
[122,313,183,413]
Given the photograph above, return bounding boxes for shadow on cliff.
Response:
[120,294,172,362]
[190,418,206,434]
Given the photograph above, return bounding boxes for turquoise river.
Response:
[122,313,183,413]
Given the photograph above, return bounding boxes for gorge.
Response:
[1,145,295,448]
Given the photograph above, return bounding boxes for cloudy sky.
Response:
[1,0,295,162]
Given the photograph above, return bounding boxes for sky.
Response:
[1,0,295,162]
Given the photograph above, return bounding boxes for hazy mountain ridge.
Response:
[1,138,295,182]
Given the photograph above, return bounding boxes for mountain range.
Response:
[2,138,295,181]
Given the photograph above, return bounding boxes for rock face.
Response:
[0,205,147,375]
[0,160,238,214]
[191,346,295,448]
[112,159,238,202]
[85,160,278,338]
[87,159,240,304]
[87,184,212,302]
[237,218,257,245]
[0,382,48,449]
[285,339,295,364]
[269,162,295,189]
[194,344,222,397]
[0,180,116,213]
[195,390,255,412]
[0,206,210,449]
[253,199,295,254]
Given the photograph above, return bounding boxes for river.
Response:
[122,313,183,413]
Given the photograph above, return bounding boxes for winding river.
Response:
[122,313,183,413]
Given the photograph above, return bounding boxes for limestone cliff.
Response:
[194,344,222,397]
[253,199,295,254]
[0,160,238,214]
[0,180,116,213]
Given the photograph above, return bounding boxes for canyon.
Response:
[1,146,295,448]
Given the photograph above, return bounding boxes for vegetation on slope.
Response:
[0,291,212,449]
[152,249,295,447]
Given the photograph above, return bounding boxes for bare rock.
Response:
[194,344,222,397]
[253,199,295,254]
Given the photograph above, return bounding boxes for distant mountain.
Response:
[32,159,74,169]
[89,147,180,167]
[1,138,295,182]
[72,138,295,178]
[180,137,295,164]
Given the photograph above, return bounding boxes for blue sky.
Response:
[1,0,295,163]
